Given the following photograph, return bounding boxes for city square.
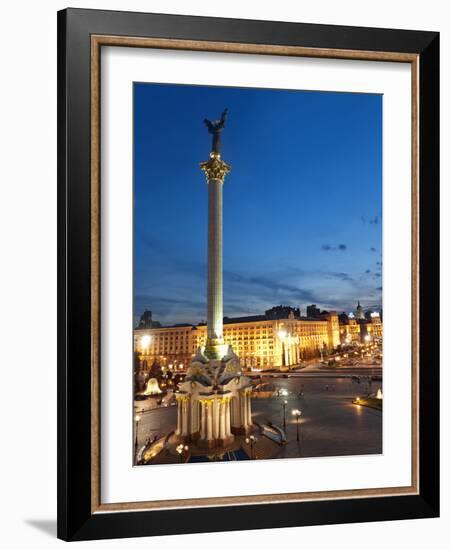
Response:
[133,84,383,467]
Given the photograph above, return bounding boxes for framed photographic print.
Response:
[57,8,439,541]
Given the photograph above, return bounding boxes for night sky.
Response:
[134,82,382,326]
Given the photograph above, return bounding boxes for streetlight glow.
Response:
[141,335,151,349]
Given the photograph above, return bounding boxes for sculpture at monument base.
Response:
[174,346,253,448]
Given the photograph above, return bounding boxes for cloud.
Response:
[330,272,354,282]
[321,243,347,251]
[224,270,321,304]
[134,293,207,324]
[135,236,382,323]
[139,234,206,278]
[361,214,381,225]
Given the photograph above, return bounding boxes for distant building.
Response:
[355,300,365,320]
[306,304,321,318]
[339,309,382,344]
[265,305,300,319]
[136,310,161,329]
[338,312,349,324]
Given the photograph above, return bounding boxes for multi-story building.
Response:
[363,312,383,339]
[134,308,341,371]
[339,317,362,343]
[339,311,383,343]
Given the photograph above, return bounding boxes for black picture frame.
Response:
[57,8,439,541]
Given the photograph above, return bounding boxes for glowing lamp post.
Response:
[278,329,287,368]
[292,408,302,442]
[245,434,258,459]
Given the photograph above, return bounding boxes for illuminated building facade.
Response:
[134,310,341,371]
[339,311,383,344]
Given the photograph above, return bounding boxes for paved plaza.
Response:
[134,371,382,464]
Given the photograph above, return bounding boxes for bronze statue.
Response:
[204,108,228,154]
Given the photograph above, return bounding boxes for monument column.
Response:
[200,109,231,360]
[207,176,223,343]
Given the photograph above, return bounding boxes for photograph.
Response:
[132,82,384,465]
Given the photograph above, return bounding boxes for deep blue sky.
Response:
[134,82,382,326]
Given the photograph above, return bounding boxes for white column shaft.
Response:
[214,400,220,439]
[219,402,226,439]
[176,400,182,435]
[200,402,206,439]
[231,396,238,427]
[207,179,223,340]
[241,394,247,428]
[225,400,231,437]
[190,400,197,434]
[181,401,189,436]
[206,403,213,440]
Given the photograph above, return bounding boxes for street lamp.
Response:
[176,443,189,463]
[278,329,287,368]
[292,409,302,442]
[245,435,258,459]
[134,414,141,461]
[282,399,288,431]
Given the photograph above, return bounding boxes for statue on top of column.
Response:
[204,108,228,154]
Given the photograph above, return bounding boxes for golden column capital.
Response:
[200,152,231,183]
